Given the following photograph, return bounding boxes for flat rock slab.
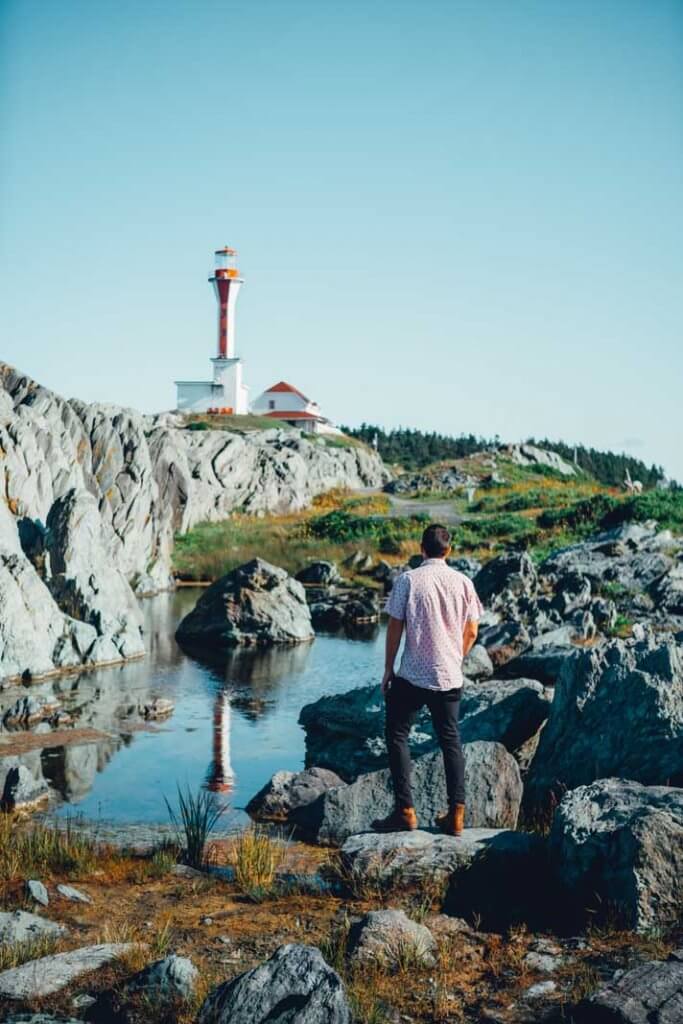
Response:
[55,884,91,904]
[0,729,112,761]
[0,943,134,999]
[580,954,683,1023]
[341,828,506,885]
[0,911,66,945]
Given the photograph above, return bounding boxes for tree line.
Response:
[342,423,666,487]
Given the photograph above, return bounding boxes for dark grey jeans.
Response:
[385,674,465,810]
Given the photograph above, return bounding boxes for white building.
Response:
[251,380,342,435]
[175,246,249,415]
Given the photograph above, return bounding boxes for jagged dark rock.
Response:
[578,950,683,1022]
[175,559,315,649]
[550,778,683,933]
[524,636,683,809]
[246,766,344,821]
[197,944,351,1024]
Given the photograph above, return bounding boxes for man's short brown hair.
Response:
[421,523,451,558]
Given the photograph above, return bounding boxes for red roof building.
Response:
[251,380,339,435]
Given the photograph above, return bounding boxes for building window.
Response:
[268,400,275,410]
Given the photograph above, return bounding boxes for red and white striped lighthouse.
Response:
[210,246,243,359]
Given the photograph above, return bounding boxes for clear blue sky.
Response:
[2,0,681,478]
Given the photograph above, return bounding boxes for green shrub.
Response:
[600,490,683,533]
[537,494,619,532]
[186,421,210,431]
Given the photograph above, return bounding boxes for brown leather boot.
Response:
[435,804,465,837]
[371,806,418,833]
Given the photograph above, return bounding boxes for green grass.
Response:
[164,785,227,869]
[0,815,99,880]
[173,492,406,581]
[183,413,295,433]
[601,489,683,532]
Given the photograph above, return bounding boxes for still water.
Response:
[47,590,384,827]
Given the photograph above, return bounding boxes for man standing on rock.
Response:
[372,524,483,837]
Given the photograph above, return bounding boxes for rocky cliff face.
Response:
[0,364,388,681]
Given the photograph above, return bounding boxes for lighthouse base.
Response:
[175,357,249,415]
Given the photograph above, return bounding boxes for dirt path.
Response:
[385,494,462,525]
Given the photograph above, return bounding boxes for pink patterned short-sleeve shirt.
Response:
[385,558,483,691]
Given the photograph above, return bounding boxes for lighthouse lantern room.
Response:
[175,246,249,415]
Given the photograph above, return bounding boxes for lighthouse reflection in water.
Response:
[206,689,235,794]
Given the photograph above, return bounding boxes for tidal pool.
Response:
[44,589,384,828]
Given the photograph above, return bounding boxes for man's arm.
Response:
[382,616,404,695]
[463,619,478,658]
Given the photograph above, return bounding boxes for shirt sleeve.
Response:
[464,577,484,623]
[385,571,410,621]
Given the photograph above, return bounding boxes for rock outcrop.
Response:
[175,559,314,650]
[550,778,683,932]
[292,743,522,845]
[299,678,551,780]
[578,949,683,1023]
[0,364,386,679]
[346,909,436,967]
[246,766,344,821]
[525,636,683,809]
[197,944,351,1024]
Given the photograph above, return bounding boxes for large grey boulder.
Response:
[176,558,314,650]
[477,620,531,669]
[0,911,66,945]
[340,827,510,887]
[578,950,683,1023]
[474,552,538,607]
[293,742,522,845]
[197,943,351,1024]
[525,636,683,809]
[0,943,134,999]
[300,679,551,780]
[550,779,683,933]
[346,909,436,967]
[498,625,584,685]
[246,766,344,821]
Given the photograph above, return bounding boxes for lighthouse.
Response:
[174,246,249,415]
[211,246,242,360]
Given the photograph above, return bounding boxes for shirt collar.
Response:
[421,557,448,566]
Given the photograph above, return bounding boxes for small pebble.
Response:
[525,980,557,1000]
[201,916,213,925]
[57,883,91,904]
[26,879,49,907]
[72,994,96,1009]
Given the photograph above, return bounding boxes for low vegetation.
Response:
[172,463,683,583]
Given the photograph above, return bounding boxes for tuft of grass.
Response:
[0,932,60,970]
[164,786,227,869]
[227,826,288,901]
[0,815,101,881]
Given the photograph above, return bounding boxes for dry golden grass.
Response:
[225,826,289,901]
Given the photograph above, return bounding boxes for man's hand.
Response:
[383,617,404,697]
[463,619,479,658]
